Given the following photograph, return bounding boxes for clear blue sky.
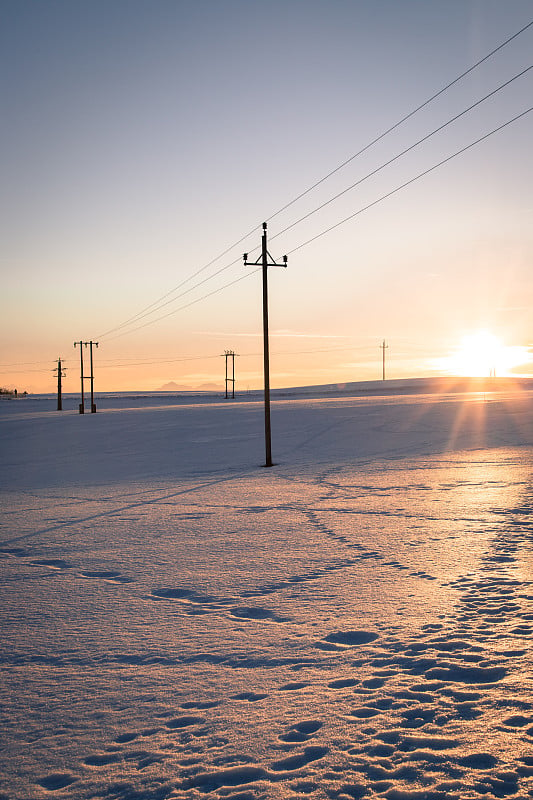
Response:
[1,0,532,391]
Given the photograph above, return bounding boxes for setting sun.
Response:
[443,331,528,377]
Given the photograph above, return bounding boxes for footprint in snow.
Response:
[424,664,507,683]
[114,732,138,743]
[166,715,205,729]
[181,700,221,709]
[37,773,78,790]
[231,692,267,702]
[184,765,267,791]
[84,752,123,766]
[279,720,323,743]
[0,547,32,558]
[502,715,532,727]
[31,559,72,570]
[80,570,134,583]
[328,678,359,689]
[150,587,216,603]
[114,728,159,744]
[320,630,379,648]
[278,682,308,691]
[350,707,382,719]
[270,745,329,772]
[230,606,289,622]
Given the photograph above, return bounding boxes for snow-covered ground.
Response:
[1,386,533,800]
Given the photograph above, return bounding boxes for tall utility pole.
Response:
[223,350,237,399]
[53,358,66,411]
[88,340,98,413]
[244,223,287,467]
[380,339,388,381]
[74,341,99,414]
[74,341,85,413]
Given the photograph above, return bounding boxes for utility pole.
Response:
[223,350,237,399]
[74,341,99,414]
[74,341,85,413]
[244,223,287,467]
[53,358,66,411]
[88,340,98,412]
[380,339,388,381]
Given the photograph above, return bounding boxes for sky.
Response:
[1,0,532,393]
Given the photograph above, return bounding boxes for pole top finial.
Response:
[262,222,267,231]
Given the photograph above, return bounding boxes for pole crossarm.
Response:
[244,251,288,268]
[243,222,288,271]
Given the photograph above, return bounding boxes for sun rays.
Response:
[437,331,530,378]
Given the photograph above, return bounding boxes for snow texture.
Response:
[1,386,533,800]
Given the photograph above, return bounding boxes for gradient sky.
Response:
[1,0,532,393]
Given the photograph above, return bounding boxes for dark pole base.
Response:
[79,404,85,414]
[91,404,97,413]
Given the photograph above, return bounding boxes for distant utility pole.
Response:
[53,358,66,411]
[74,341,99,414]
[222,350,237,399]
[380,339,388,381]
[244,223,287,467]
[88,340,98,412]
[74,341,85,413]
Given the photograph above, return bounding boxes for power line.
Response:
[95,106,532,344]
[97,354,222,369]
[97,66,531,344]
[99,232,261,337]
[103,268,261,342]
[0,367,52,374]
[0,359,57,368]
[270,65,532,243]
[97,255,244,339]
[286,106,533,256]
[104,105,533,339]
[91,343,379,371]
[84,333,468,372]
[92,19,533,343]
[264,18,533,226]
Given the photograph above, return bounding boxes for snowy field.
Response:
[1,386,533,800]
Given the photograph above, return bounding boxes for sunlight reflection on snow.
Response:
[1,392,532,798]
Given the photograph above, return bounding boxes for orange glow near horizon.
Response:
[440,331,530,378]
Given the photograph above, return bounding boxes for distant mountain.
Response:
[198,383,224,391]
[159,381,192,391]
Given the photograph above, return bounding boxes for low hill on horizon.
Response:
[159,380,224,392]
[270,374,533,398]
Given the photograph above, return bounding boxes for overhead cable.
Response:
[271,65,532,243]
[103,106,533,338]
[104,268,261,342]
[94,224,263,340]
[94,19,532,341]
[97,256,243,340]
[97,65,531,343]
[286,106,533,256]
[266,18,533,225]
